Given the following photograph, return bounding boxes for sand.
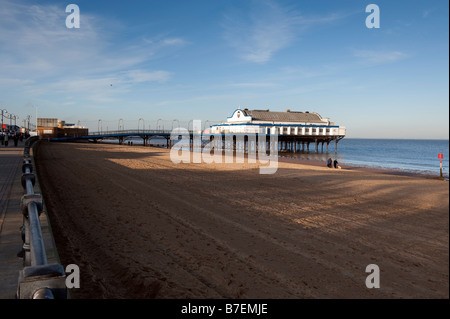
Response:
[34,142,449,299]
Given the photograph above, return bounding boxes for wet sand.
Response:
[34,142,449,299]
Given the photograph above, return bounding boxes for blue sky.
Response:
[0,0,448,138]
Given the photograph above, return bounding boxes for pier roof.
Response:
[241,109,325,123]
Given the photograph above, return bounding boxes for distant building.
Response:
[37,118,88,138]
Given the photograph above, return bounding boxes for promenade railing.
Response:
[16,137,67,299]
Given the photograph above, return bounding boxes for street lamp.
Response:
[1,109,7,132]
[138,118,145,132]
[26,115,31,132]
[157,118,163,131]
[172,119,179,130]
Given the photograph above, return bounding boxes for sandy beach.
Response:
[34,142,449,299]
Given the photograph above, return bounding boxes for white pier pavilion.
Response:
[210,108,346,153]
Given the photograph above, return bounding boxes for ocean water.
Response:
[103,137,449,177]
[285,138,449,177]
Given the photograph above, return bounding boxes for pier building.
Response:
[210,108,346,153]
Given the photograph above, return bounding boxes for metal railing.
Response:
[16,137,67,299]
[86,129,176,137]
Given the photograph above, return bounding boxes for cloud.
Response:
[222,1,354,64]
[222,0,300,63]
[125,70,171,83]
[0,0,178,103]
[422,9,435,18]
[0,1,103,77]
[161,38,186,46]
[353,50,408,65]
[228,82,278,88]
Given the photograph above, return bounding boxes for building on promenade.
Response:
[37,118,88,139]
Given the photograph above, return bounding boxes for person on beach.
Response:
[4,133,8,147]
[327,158,332,168]
[334,159,342,169]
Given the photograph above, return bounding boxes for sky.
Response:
[0,0,448,138]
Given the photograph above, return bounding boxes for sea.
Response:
[284,138,450,178]
[104,137,449,178]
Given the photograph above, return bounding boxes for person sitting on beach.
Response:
[327,158,332,168]
[334,159,342,169]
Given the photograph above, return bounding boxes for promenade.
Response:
[0,141,59,299]
[0,143,24,298]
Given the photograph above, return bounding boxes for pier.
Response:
[45,109,346,154]
[46,128,345,154]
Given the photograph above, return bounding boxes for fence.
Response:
[16,137,67,299]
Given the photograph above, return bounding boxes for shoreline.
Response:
[95,140,447,180]
[277,154,448,180]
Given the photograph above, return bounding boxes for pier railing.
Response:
[16,137,67,299]
[87,129,175,136]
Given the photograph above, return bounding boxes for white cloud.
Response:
[222,0,299,63]
[0,0,178,103]
[229,82,277,88]
[422,9,435,19]
[354,50,408,65]
[162,38,186,46]
[126,70,171,83]
[222,1,353,64]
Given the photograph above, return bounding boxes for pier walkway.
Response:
[48,128,343,153]
[0,142,59,299]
